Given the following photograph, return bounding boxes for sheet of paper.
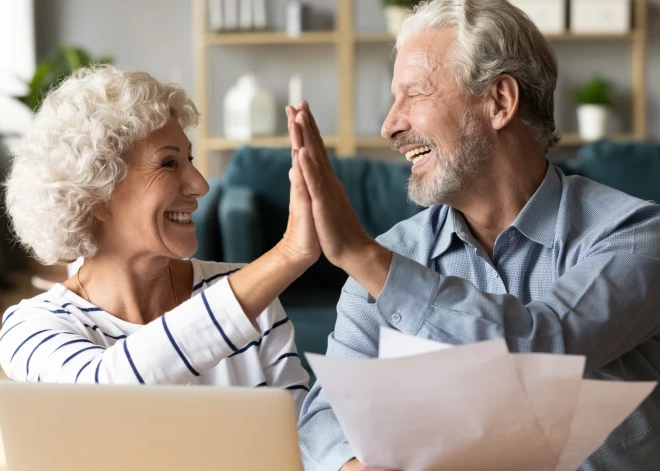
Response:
[311,328,657,471]
[555,379,657,471]
[306,338,556,471]
[380,329,585,459]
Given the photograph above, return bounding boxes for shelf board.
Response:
[356,33,397,44]
[206,31,338,45]
[356,31,637,44]
[356,136,392,148]
[545,32,637,41]
[559,132,636,146]
[357,133,637,149]
[206,135,339,151]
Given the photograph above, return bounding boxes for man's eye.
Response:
[162,159,176,168]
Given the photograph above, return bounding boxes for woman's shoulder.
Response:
[1,284,89,326]
[189,258,246,293]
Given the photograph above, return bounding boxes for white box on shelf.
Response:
[570,0,631,34]
[508,0,566,34]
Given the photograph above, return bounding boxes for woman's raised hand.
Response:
[274,105,321,271]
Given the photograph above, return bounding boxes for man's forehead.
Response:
[397,29,456,69]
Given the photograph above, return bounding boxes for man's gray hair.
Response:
[397,0,560,152]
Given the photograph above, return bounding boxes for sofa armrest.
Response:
[193,178,224,262]
[219,186,265,263]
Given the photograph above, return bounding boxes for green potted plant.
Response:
[573,75,614,141]
[17,44,112,112]
[382,0,422,35]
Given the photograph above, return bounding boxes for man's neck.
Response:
[451,143,548,259]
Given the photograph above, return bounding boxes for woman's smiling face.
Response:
[97,117,209,260]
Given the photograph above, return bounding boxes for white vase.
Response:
[385,6,410,36]
[577,104,610,141]
[223,74,277,141]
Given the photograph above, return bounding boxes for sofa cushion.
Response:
[576,140,660,203]
[224,146,423,288]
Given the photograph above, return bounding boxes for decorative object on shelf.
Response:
[253,0,266,30]
[574,75,615,141]
[508,0,566,34]
[382,0,421,36]
[570,0,631,34]
[288,73,303,106]
[286,1,303,37]
[208,0,223,30]
[223,0,238,30]
[209,0,266,31]
[223,74,277,140]
[239,0,253,30]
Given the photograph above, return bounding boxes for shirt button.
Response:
[493,271,499,279]
[391,312,402,324]
[508,229,516,239]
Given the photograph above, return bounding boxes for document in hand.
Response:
[306,329,657,471]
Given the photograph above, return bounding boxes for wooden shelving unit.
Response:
[193,0,648,176]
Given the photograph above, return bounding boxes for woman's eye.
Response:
[162,159,176,168]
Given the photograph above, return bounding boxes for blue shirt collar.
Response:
[510,164,560,249]
[432,163,560,258]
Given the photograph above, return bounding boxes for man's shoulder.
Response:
[375,205,445,260]
[558,172,660,255]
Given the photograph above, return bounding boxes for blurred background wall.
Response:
[32,0,660,175]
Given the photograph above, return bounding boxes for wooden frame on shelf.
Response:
[194,0,648,176]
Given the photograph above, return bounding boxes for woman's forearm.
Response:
[227,246,308,324]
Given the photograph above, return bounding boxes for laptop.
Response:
[0,382,303,471]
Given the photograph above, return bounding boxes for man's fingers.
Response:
[292,122,304,151]
[302,100,322,139]
[297,147,324,200]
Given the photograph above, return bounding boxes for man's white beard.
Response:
[407,110,494,207]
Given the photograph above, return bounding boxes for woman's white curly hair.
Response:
[4,65,199,265]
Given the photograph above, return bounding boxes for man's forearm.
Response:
[340,241,393,300]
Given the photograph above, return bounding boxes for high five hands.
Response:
[284,102,393,301]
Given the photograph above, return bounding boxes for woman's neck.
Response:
[63,254,190,325]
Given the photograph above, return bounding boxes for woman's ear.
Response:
[92,204,111,222]
[487,74,520,131]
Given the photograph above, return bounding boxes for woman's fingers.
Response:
[286,106,304,151]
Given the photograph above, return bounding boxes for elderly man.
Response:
[287,0,660,470]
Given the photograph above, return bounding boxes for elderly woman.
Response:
[0,66,317,411]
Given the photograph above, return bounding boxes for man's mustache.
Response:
[390,132,435,152]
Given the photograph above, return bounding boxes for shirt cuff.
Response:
[375,251,439,335]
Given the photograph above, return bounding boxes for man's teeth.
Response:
[165,212,192,224]
[405,146,432,163]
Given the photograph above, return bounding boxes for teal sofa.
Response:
[193,140,660,375]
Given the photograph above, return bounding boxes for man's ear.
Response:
[486,74,520,131]
[92,203,111,222]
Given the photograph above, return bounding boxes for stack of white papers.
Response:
[306,329,656,471]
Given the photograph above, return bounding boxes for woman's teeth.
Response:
[165,212,192,224]
[405,146,432,164]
